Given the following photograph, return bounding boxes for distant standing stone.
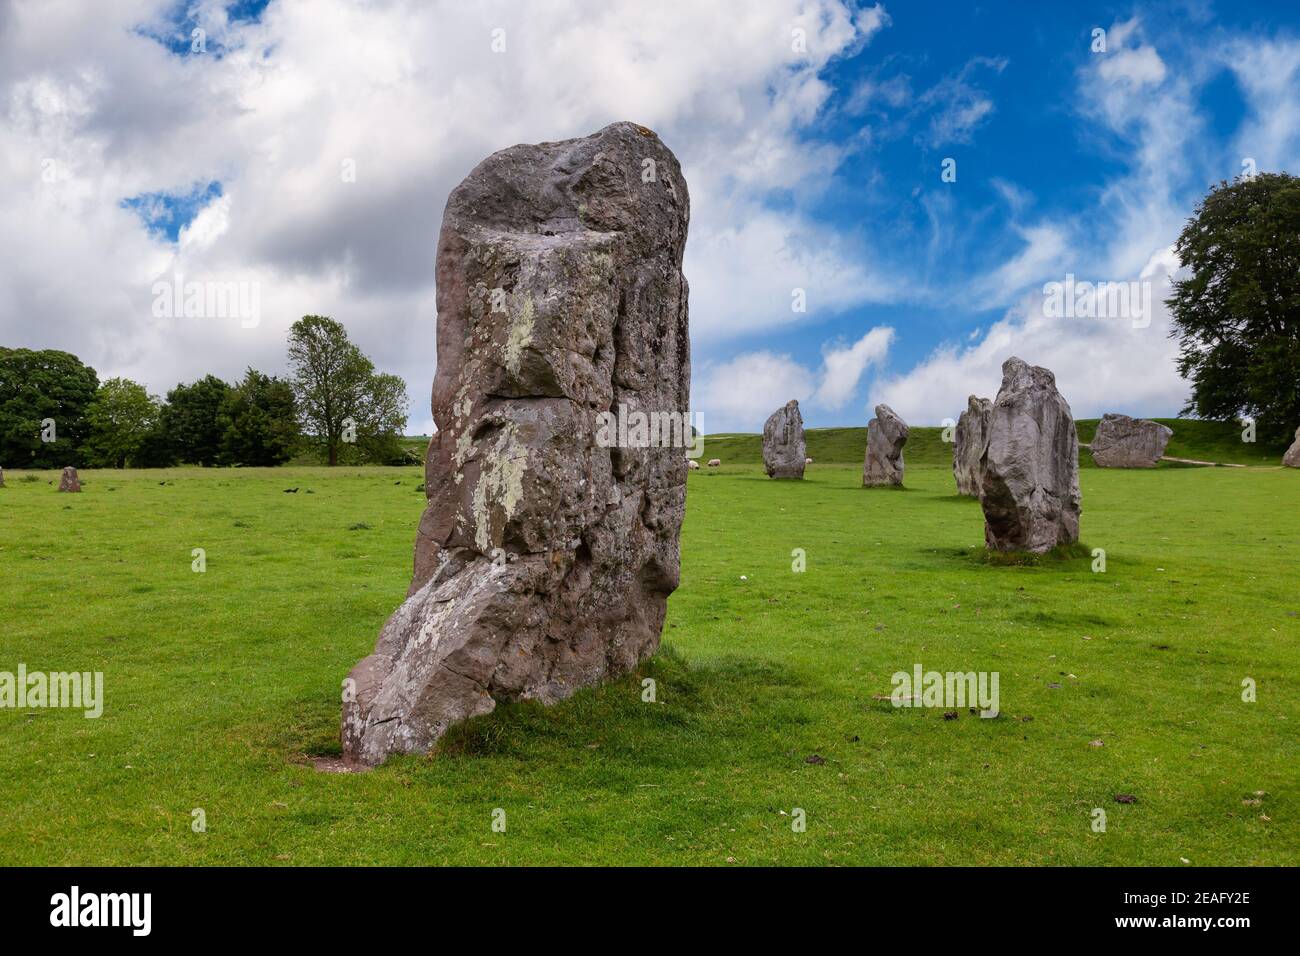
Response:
[0,466,5,487]
[1090,413,1172,468]
[952,395,992,496]
[763,400,806,479]
[58,466,80,492]
[863,404,908,487]
[1283,427,1300,467]
[980,357,1080,553]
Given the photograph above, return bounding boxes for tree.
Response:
[0,348,99,468]
[351,371,412,464]
[1168,172,1300,445]
[218,368,299,466]
[160,374,231,465]
[82,378,161,468]
[286,316,409,464]
[133,416,181,468]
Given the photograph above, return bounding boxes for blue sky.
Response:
[6,0,1300,434]
[783,0,1267,384]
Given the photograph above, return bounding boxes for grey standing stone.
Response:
[341,122,690,766]
[1090,413,1172,468]
[763,400,806,479]
[979,357,1080,553]
[58,466,80,492]
[1282,427,1300,467]
[0,466,5,487]
[953,395,992,496]
[863,404,908,487]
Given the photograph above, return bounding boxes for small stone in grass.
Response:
[1114,794,1137,804]
[804,754,825,765]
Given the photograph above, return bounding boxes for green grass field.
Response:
[1,426,1297,865]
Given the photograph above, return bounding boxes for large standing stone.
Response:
[863,404,908,487]
[1282,427,1300,467]
[58,466,80,492]
[1090,413,1172,468]
[763,400,806,479]
[952,395,992,496]
[979,357,1080,553]
[341,122,691,766]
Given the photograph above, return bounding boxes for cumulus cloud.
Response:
[0,0,895,434]
[814,327,894,409]
[694,351,817,434]
[696,325,895,432]
[871,253,1186,424]
[1098,41,1167,87]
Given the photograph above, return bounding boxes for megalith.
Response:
[979,357,1080,553]
[863,404,908,487]
[953,395,992,496]
[763,400,806,479]
[341,122,691,765]
[1282,427,1300,468]
[1089,413,1172,468]
[58,466,80,492]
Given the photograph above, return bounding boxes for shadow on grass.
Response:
[438,645,802,762]
[822,483,918,493]
[927,541,1097,573]
[290,644,806,768]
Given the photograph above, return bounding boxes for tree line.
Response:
[0,316,412,469]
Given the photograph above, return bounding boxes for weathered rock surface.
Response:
[0,466,5,487]
[763,400,806,479]
[1090,413,1172,468]
[1282,427,1300,467]
[953,395,992,496]
[863,404,908,487]
[979,357,1080,553]
[342,122,690,765]
[58,466,80,492]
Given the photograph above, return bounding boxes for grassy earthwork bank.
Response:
[0,426,1296,864]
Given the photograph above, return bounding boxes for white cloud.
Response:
[686,208,893,344]
[814,327,894,409]
[921,56,1007,147]
[1098,45,1167,88]
[695,351,817,434]
[973,223,1070,306]
[697,325,895,431]
[1223,36,1300,173]
[0,0,893,429]
[871,255,1187,424]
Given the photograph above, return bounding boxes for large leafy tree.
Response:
[1168,172,1300,445]
[0,348,99,468]
[351,371,413,464]
[286,316,409,464]
[82,378,161,468]
[159,374,231,465]
[218,368,299,466]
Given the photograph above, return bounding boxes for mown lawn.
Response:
[0,455,1296,865]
